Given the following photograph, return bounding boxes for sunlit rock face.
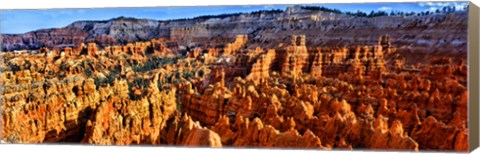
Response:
[0,6,469,152]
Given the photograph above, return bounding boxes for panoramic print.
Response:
[0,2,470,152]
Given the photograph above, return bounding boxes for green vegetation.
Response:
[176,102,182,111]
[23,61,32,69]
[303,5,467,18]
[93,66,121,87]
[132,57,179,72]
[93,73,116,87]
[7,63,21,73]
[84,68,93,78]
[300,6,342,14]
[59,61,69,72]
[129,77,151,88]
[182,70,195,79]
[167,9,283,22]
[128,77,151,100]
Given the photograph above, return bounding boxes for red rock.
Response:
[0,28,468,152]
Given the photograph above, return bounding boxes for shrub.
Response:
[132,57,179,72]
[84,68,93,78]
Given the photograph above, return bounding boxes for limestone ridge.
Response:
[2,7,467,55]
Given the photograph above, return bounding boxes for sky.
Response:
[0,1,468,34]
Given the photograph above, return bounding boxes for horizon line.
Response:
[1,3,469,34]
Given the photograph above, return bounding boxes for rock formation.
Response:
[2,7,467,58]
[0,11,469,152]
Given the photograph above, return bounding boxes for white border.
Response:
[0,0,474,9]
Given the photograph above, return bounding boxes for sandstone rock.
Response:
[0,21,468,152]
[411,116,463,150]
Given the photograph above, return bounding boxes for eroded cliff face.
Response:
[1,76,98,143]
[81,78,177,145]
[2,7,468,58]
[0,32,468,152]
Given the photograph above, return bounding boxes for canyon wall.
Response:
[2,6,468,56]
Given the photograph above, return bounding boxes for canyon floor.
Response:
[0,33,468,152]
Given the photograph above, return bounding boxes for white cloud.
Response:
[453,3,469,10]
[426,7,438,12]
[418,2,468,11]
[419,2,451,7]
[39,9,87,19]
[377,6,392,11]
[263,5,274,10]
